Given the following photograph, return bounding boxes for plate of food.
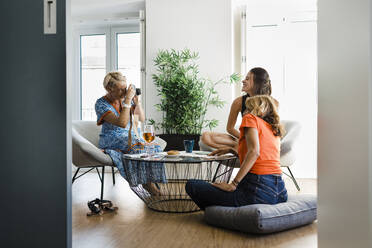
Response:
[166,150,180,158]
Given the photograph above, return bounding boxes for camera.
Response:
[136,88,141,96]
[129,84,141,96]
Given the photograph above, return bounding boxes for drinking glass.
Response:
[143,124,155,156]
[184,140,194,153]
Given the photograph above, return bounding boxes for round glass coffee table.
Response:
[123,151,237,213]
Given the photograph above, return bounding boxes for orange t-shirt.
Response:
[238,113,281,175]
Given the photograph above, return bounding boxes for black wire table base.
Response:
[128,158,236,213]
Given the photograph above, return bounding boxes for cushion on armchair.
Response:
[204,194,316,234]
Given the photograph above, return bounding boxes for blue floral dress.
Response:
[95,96,166,186]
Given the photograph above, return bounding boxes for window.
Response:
[80,34,106,121]
[76,25,141,120]
[117,33,141,88]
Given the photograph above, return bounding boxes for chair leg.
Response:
[100,166,105,201]
[72,168,80,184]
[111,167,115,185]
[287,167,301,191]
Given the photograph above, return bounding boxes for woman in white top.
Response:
[200,67,274,150]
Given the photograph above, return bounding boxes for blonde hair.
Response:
[103,71,126,89]
[245,95,285,137]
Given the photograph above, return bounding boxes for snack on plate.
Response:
[167,150,180,155]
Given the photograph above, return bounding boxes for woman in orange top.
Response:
[186,95,287,209]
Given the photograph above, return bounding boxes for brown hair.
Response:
[245,95,285,137]
[103,71,126,90]
[249,67,272,96]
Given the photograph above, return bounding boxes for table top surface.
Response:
[123,151,237,163]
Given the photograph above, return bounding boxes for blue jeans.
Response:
[185,173,287,210]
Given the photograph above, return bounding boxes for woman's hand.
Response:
[209,148,231,156]
[212,182,236,192]
[132,95,140,106]
[125,85,136,103]
[209,147,238,156]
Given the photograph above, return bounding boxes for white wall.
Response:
[145,0,234,133]
[318,0,372,247]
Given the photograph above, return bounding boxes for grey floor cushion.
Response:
[204,194,317,234]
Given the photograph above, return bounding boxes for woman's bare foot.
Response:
[142,183,162,196]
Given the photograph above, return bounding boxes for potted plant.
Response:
[150,48,240,151]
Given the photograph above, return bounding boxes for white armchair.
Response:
[279,120,302,191]
[72,121,113,168]
[72,120,115,201]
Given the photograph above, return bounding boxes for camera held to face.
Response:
[129,84,141,96]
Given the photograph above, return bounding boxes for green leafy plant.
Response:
[150,48,241,135]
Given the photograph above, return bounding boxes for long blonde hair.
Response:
[245,95,285,137]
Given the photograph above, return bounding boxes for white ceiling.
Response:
[71,0,145,18]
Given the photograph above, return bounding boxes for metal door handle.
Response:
[44,0,56,34]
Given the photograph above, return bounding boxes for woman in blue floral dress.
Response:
[95,71,166,195]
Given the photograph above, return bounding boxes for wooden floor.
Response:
[72,170,317,248]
